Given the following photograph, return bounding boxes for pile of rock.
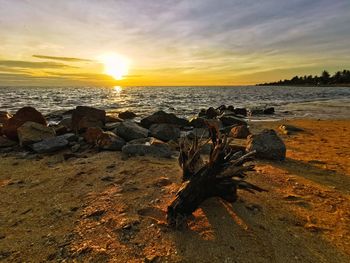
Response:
[0,107,185,158]
[0,104,286,161]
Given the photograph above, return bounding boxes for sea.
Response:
[0,86,349,121]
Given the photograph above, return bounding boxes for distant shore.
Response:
[256,83,350,87]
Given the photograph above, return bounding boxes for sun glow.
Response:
[99,53,130,80]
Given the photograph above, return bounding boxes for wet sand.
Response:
[0,119,349,262]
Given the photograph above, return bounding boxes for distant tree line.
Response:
[257,69,350,86]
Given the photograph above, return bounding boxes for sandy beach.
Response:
[0,119,349,262]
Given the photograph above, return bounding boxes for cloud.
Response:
[33,55,92,62]
[0,60,77,69]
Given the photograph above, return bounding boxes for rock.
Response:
[3,107,46,140]
[263,107,275,115]
[219,115,247,127]
[59,133,77,142]
[233,108,247,116]
[188,117,207,128]
[149,123,180,142]
[246,129,286,160]
[205,107,219,119]
[118,111,137,120]
[0,136,17,148]
[114,120,149,141]
[58,117,72,131]
[105,114,123,123]
[71,106,106,132]
[31,135,71,153]
[122,143,172,158]
[84,127,103,145]
[17,121,56,146]
[0,111,12,124]
[140,111,188,128]
[278,124,303,135]
[96,131,126,151]
[230,125,250,139]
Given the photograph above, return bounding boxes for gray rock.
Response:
[31,135,71,153]
[149,123,180,142]
[140,110,188,128]
[17,121,55,146]
[114,120,149,141]
[122,143,172,158]
[59,133,77,141]
[246,129,286,160]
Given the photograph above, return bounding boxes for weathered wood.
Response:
[167,120,265,228]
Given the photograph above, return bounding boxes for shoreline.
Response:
[1,118,349,262]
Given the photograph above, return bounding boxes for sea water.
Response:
[1,86,349,120]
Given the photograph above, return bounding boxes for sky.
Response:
[0,0,350,86]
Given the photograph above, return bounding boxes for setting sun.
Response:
[99,53,130,80]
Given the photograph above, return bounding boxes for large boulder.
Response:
[114,120,149,141]
[84,127,104,145]
[118,111,137,120]
[219,115,247,127]
[230,125,250,139]
[149,123,180,142]
[3,107,46,140]
[122,143,172,158]
[140,111,188,128]
[246,129,286,160]
[96,131,125,151]
[30,134,71,153]
[0,111,12,124]
[17,121,56,146]
[71,106,106,132]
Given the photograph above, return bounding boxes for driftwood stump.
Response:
[167,120,265,228]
